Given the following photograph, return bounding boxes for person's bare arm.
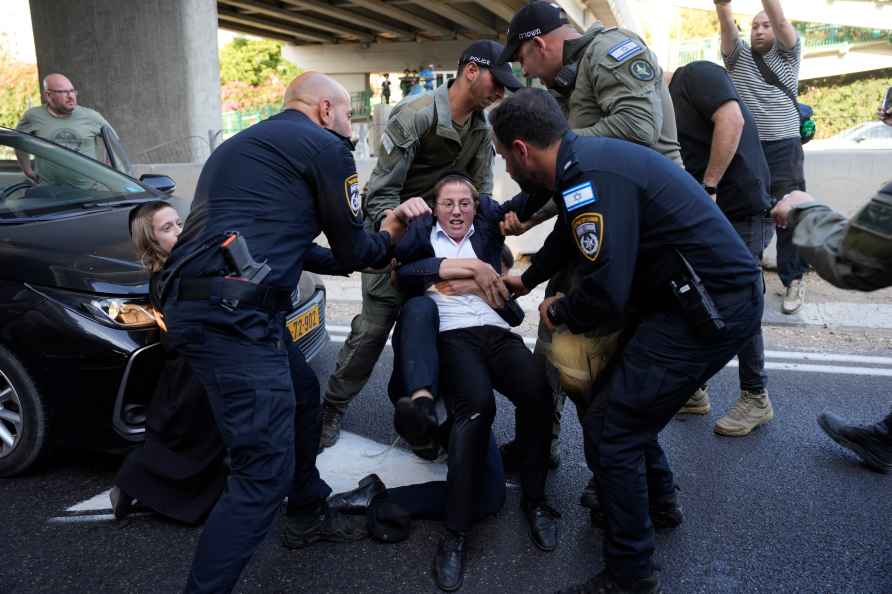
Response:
[14,150,37,182]
[703,101,745,191]
[432,278,486,299]
[761,0,798,49]
[438,258,509,307]
[715,1,739,58]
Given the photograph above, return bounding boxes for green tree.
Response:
[0,50,40,129]
[799,68,892,138]
[219,37,301,112]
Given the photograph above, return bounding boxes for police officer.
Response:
[495,0,683,508]
[495,89,763,594]
[319,40,522,447]
[773,183,892,473]
[161,72,429,594]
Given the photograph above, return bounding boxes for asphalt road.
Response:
[4,330,892,594]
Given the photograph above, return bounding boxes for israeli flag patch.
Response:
[562,181,597,212]
[607,38,641,62]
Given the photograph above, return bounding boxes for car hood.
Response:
[1,206,151,295]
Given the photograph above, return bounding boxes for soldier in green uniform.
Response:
[319,40,522,447]
[495,1,684,512]
[772,180,892,473]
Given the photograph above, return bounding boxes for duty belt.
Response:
[174,277,293,312]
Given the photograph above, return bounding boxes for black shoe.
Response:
[320,404,344,450]
[394,396,438,447]
[327,474,386,515]
[649,486,683,530]
[818,412,892,473]
[109,486,135,520]
[556,570,661,594]
[433,531,465,592]
[522,499,561,552]
[281,503,368,550]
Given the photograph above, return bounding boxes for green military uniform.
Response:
[324,80,494,415]
[790,181,892,291]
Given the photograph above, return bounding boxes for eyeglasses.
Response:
[47,88,77,96]
[436,200,474,211]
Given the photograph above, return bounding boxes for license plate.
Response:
[287,305,321,342]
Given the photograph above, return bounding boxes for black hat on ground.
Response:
[366,498,412,543]
[459,40,523,92]
[498,2,570,64]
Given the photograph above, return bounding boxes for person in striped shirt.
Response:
[716,0,810,319]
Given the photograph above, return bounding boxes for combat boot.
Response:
[677,385,710,415]
[319,403,344,449]
[714,390,774,436]
[817,412,892,473]
[281,502,367,549]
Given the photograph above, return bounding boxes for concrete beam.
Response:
[285,38,473,73]
[218,10,335,43]
[671,0,892,29]
[552,0,590,30]
[348,0,454,35]
[219,22,300,44]
[469,0,517,22]
[219,0,375,42]
[410,1,498,34]
[278,0,413,37]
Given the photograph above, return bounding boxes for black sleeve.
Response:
[303,244,351,276]
[395,257,446,295]
[687,62,740,122]
[312,139,392,270]
[520,217,573,289]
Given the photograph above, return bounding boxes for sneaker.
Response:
[281,504,368,549]
[714,390,774,437]
[319,404,344,449]
[677,385,710,415]
[817,412,892,473]
[782,278,805,314]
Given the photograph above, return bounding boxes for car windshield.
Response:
[0,128,149,220]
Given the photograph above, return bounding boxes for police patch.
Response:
[629,59,655,81]
[607,38,641,63]
[572,213,603,262]
[345,174,361,218]
[562,181,597,212]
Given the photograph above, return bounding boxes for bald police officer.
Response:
[773,183,892,473]
[161,72,428,594]
[496,88,762,594]
[495,0,683,508]
[320,40,522,447]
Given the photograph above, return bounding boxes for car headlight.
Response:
[88,298,159,328]
[33,286,161,329]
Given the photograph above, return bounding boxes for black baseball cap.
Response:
[498,2,570,64]
[459,40,523,92]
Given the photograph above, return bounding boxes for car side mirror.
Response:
[139,174,176,194]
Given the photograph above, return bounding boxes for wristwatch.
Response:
[547,301,563,326]
[703,184,718,196]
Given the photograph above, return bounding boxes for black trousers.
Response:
[584,287,763,581]
[439,324,553,533]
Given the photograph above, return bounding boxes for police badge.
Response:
[345,173,361,218]
[572,212,603,262]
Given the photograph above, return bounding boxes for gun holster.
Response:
[667,250,725,340]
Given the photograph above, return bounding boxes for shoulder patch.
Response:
[572,212,603,262]
[345,173,361,218]
[562,181,597,212]
[607,38,642,63]
[629,59,655,81]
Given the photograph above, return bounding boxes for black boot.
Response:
[327,474,386,515]
[649,485,683,530]
[395,396,438,447]
[433,530,465,592]
[556,570,661,594]
[109,486,135,520]
[281,502,368,549]
[818,412,892,473]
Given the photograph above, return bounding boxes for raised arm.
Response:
[715,1,739,58]
[761,0,798,50]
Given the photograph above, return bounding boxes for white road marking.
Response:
[49,432,446,524]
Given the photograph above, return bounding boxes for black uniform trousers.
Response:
[584,287,763,582]
[438,323,553,533]
[166,311,331,594]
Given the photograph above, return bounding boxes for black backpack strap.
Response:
[751,49,798,111]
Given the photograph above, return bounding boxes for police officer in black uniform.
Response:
[161,72,429,594]
[494,89,763,594]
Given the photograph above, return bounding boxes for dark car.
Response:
[0,128,328,477]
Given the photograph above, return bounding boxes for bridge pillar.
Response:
[28,0,222,163]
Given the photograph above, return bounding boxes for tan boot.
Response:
[714,390,774,436]
[678,385,710,415]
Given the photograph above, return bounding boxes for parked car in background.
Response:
[0,127,328,477]
[807,120,892,150]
